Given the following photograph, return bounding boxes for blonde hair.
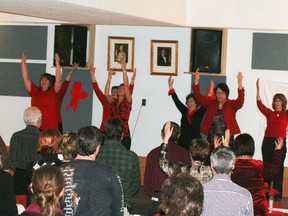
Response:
[61,131,77,160]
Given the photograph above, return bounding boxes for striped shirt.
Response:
[201,174,253,216]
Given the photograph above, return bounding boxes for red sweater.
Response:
[30,82,59,130]
[92,82,111,131]
[257,100,288,138]
[192,83,245,135]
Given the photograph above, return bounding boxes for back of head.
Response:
[77,126,103,156]
[215,82,230,98]
[161,172,204,216]
[61,131,77,161]
[104,118,124,141]
[210,147,235,174]
[233,133,255,157]
[31,165,64,216]
[38,129,62,157]
[23,106,42,127]
[189,138,210,162]
[161,121,180,142]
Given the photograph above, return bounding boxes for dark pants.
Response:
[121,136,131,150]
[149,192,164,216]
[262,137,287,198]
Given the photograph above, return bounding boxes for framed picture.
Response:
[150,40,178,76]
[107,36,135,71]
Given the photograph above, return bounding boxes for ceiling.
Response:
[0,0,179,26]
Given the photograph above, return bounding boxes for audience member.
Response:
[9,107,43,196]
[201,146,253,216]
[0,135,11,171]
[97,118,140,214]
[0,154,18,216]
[231,133,284,216]
[60,126,124,215]
[256,78,288,200]
[20,165,64,216]
[193,70,245,162]
[158,121,212,183]
[144,121,191,216]
[168,76,206,150]
[21,52,62,130]
[60,131,77,162]
[26,128,63,182]
[160,172,204,216]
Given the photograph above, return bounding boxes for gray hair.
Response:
[23,107,42,125]
[210,147,235,174]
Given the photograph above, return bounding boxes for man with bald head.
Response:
[9,106,43,195]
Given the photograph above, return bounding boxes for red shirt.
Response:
[144,141,191,196]
[110,98,131,137]
[92,82,111,131]
[257,100,288,138]
[30,82,58,130]
[193,83,245,135]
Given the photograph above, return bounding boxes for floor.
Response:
[131,186,288,216]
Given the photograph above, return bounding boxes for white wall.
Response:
[0,25,287,165]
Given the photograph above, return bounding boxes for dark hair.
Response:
[185,93,198,106]
[61,131,77,160]
[31,165,64,216]
[210,147,235,174]
[233,133,255,157]
[189,138,210,162]
[38,129,62,157]
[161,121,181,142]
[76,126,103,156]
[215,82,230,98]
[272,93,287,111]
[111,86,118,91]
[161,173,204,216]
[39,73,54,90]
[104,118,124,140]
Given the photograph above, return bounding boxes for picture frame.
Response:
[150,40,178,76]
[107,36,135,72]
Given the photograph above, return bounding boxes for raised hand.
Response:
[237,71,243,89]
[163,121,173,144]
[168,76,174,90]
[21,52,27,64]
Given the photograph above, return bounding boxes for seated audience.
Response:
[144,121,191,216]
[60,131,77,162]
[158,121,212,183]
[160,172,204,216]
[231,133,284,216]
[60,126,123,215]
[26,128,63,182]
[9,107,43,196]
[0,154,17,216]
[0,135,10,171]
[201,146,253,216]
[96,118,140,214]
[20,165,64,216]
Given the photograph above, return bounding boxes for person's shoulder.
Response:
[146,146,161,157]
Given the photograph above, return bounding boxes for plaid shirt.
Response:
[97,139,140,207]
[159,143,212,184]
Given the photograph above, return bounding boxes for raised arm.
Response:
[66,62,79,81]
[54,53,62,93]
[256,78,261,101]
[20,52,32,92]
[121,59,132,103]
[194,68,200,85]
[104,68,115,104]
[237,71,243,90]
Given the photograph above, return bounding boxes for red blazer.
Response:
[192,83,245,135]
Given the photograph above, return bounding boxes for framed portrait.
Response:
[150,40,178,76]
[107,36,135,71]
